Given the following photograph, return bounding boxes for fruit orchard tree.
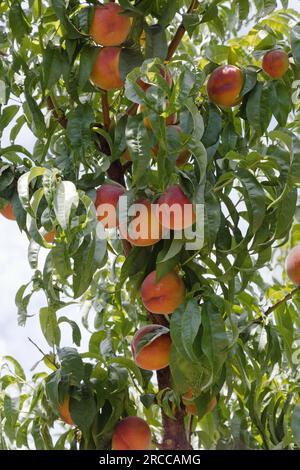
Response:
[1,0,300,451]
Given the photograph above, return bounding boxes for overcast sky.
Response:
[1,0,299,376]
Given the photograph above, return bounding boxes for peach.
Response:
[207,65,244,107]
[137,104,177,130]
[262,49,289,79]
[138,66,173,92]
[90,4,131,47]
[95,183,125,229]
[112,416,151,450]
[141,270,186,315]
[58,395,74,426]
[182,390,217,416]
[0,202,16,221]
[44,230,56,244]
[131,324,171,371]
[119,198,162,247]
[285,244,300,285]
[157,185,196,231]
[90,47,123,91]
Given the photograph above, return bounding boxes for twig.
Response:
[166,0,199,61]
[47,96,68,129]
[240,286,300,337]
[263,286,300,318]
[28,337,46,357]
[101,91,111,130]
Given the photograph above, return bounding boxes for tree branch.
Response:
[47,96,67,129]
[101,91,111,130]
[240,286,300,338]
[148,313,192,450]
[263,286,300,319]
[166,0,199,61]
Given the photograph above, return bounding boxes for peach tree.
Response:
[1,0,300,451]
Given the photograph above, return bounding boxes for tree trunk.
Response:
[107,160,192,450]
[149,313,192,450]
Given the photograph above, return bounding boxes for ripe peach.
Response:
[141,270,186,315]
[0,202,16,221]
[137,104,177,130]
[95,183,125,229]
[138,66,173,92]
[262,49,289,79]
[285,244,300,285]
[151,125,190,167]
[157,185,196,231]
[90,4,131,47]
[90,47,123,91]
[131,325,171,371]
[112,416,151,450]
[182,390,217,416]
[119,198,162,247]
[58,395,74,426]
[207,65,244,107]
[44,230,56,244]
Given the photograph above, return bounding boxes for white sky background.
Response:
[0,0,300,376]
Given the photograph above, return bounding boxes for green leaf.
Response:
[70,386,96,433]
[40,306,61,347]
[236,167,266,233]
[120,48,144,82]
[145,24,168,60]
[201,298,229,378]
[246,82,272,136]
[108,357,144,387]
[291,24,300,68]
[67,103,94,150]
[4,395,19,442]
[170,300,202,363]
[0,105,19,134]
[269,81,291,127]
[54,181,79,230]
[2,356,26,381]
[58,347,85,385]
[125,115,152,185]
[9,0,31,43]
[51,0,85,39]
[291,403,300,447]
[78,45,99,91]
[237,0,250,21]
[43,45,67,90]
[58,316,81,347]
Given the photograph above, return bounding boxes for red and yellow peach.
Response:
[141,270,186,315]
